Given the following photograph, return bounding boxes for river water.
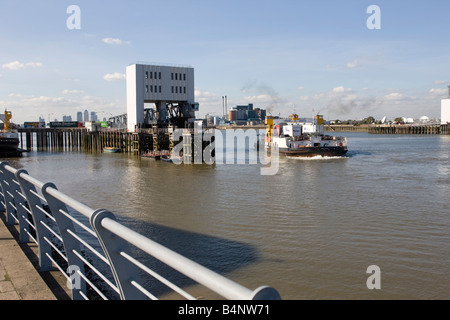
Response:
[5,131,450,299]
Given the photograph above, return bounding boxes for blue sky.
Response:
[1,0,449,124]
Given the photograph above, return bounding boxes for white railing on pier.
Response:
[0,161,280,300]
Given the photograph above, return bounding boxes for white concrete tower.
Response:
[441,85,450,125]
[126,63,198,132]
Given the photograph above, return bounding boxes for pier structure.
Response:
[17,128,155,154]
[367,124,442,134]
[325,124,448,135]
[324,125,370,132]
[16,127,213,163]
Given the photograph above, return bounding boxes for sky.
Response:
[1,0,449,125]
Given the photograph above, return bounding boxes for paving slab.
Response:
[0,213,57,300]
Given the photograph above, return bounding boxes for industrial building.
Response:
[441,86,450,125]
[228,104,266,125]
[126,64,199,131]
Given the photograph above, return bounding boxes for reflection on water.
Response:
[5,132,450,299]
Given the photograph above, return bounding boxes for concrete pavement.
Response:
[0,212,69,300]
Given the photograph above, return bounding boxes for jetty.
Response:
[17,128,147,154]
[325,124,449,135]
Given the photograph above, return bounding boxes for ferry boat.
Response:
[0,110,20,154]
[264,114,348,157]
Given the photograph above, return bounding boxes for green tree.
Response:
[364,116,376,124]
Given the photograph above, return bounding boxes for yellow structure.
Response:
[315,114,324,125]
[290,114,299,121]
[265,116,274,142]
[3,110,12,132]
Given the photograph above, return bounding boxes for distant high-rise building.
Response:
[90,111,97,122]
[77,112,83,123]
[84,110,89,123]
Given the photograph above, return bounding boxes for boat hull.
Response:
[272,146,348,157]
[103,147,121,153]
[0,137,20,152]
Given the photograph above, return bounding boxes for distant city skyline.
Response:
[36,109,104,124]
[1,1,449,125]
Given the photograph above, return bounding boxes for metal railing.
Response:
[0,161,280,300]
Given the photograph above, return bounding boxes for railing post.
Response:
[41,182,87,300]
[250,286,282,300]
[15,170,53,271]
[90,209,147,300]
[0,162,17,226]
[1,166,30,243]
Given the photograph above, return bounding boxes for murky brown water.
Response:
[7,132,450,299]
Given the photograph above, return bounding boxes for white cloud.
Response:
[383,92,404,100]
[103,73,126,81]
[429,88,447,95]
[332,86,352,93]
[195,90,219,100]
[194,90,222,116]
[346,59,359,69]
[242,94,275,104]
[62,89,85,95]
[433,80,447,85]
[2,61,43,70]
[101,37,130,45]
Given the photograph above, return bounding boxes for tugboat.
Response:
[0,110,20,156]
[264,113,348,157]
